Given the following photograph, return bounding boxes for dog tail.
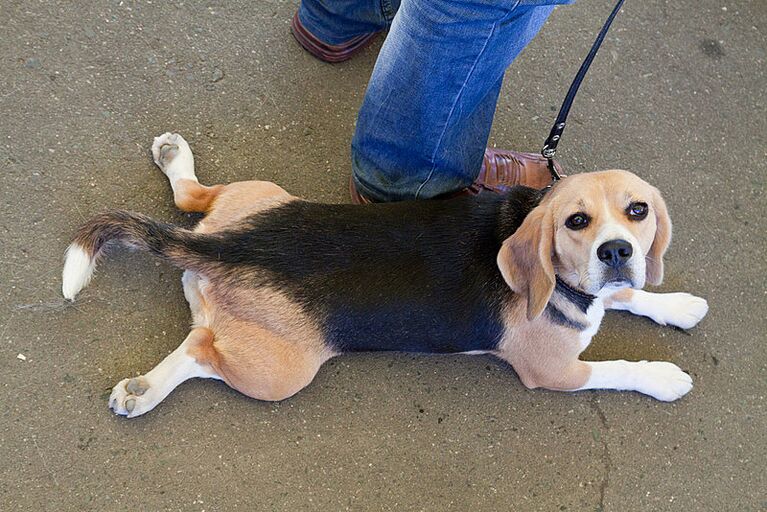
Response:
[62,210,223,300]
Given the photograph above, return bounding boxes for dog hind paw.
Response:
[151,132,194,178]
[109,376,155,418]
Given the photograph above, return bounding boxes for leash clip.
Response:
[547,158,562,182]
[540,157,562,196]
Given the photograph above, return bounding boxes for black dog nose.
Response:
[597,239,633,268]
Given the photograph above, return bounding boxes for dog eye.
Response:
[565,212,590,230]
[627,202,649,220]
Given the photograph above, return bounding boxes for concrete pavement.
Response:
[1,1,764,510]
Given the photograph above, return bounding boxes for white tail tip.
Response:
[62,244,95,300]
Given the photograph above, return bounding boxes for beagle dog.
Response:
[62,133,708,418]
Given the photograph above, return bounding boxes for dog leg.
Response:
[151,132,223,212]
[572,360,693,402]
[605,288,708,329]
[109,328,220,418]
[507,353,692,402]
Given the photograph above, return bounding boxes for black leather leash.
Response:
[541,0,627,184]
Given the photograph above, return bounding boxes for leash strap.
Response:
[541,0,627,182]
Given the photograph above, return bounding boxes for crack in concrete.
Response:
[590,397,611,512]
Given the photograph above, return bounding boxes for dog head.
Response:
[498,170,671,320]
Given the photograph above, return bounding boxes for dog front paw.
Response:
[656,293,709,329]
[635,361,693,402]
[630,291,709,329]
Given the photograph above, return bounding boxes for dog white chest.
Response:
[578,299,605,352]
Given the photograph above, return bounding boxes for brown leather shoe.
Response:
[468,148,563,194]
[349,148,563,204]
[290,12,381,63]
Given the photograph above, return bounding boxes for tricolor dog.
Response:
[62,133,708,418]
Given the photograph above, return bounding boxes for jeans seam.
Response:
[414,1,519,199]
[380,0,395,23]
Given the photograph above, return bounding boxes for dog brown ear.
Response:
[497,206,555,321]
[645,188,672,286]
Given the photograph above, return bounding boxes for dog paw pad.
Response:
[151,132,193,177]
[126,377,149,396]
[109,376,155,418]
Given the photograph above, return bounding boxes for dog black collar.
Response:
[554,276,596,313]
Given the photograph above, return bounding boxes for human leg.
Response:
[351,1,563,202]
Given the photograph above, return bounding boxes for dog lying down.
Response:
[62,133,708,418]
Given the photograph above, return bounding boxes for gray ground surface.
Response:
[1,1,765,510]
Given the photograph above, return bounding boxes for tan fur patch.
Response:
[188,285,333,401]
[185,327,221,372]
[603,288,634,309]
[173,179,225,213]
[494,301,591,390]
[195,180,294,234]
[208,313,331,401]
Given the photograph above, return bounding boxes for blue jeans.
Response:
[298,0,574,201]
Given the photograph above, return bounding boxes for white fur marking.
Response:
[181,270,210,327]
[61,244,95,300]
[575,360,693,401]
[611,290,708,329]
[577,298,605,352]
